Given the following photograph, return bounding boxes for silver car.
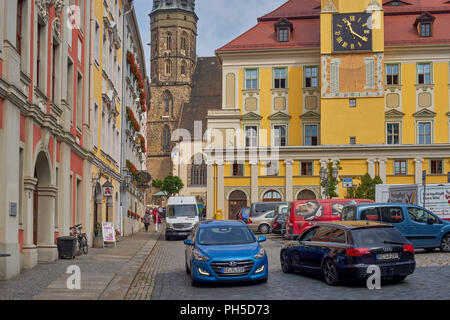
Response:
[248,210,278,234]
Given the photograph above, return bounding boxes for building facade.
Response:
[90,0,124,237]
[147,0,198,206]
[206,0,450,220]
[120,0,149,236]
[0,0,92,279]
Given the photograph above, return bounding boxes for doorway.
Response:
[228,190,247,220]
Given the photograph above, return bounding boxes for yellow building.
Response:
[206,0,450,220]
[90,0,124,231]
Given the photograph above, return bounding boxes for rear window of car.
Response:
[351,227,406,246]
[253,203,277,215]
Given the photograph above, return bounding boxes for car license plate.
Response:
[222,267,245,274]
[376,253,399,260]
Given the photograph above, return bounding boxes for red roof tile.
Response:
[217,0,450,53]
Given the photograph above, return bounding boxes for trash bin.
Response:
[57,236,77,259]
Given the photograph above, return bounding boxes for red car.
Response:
[285,199,374,239]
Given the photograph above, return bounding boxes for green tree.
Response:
[345,173,383,200]
[152,175,184,200]
[320,161,342,199]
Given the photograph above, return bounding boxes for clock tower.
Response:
[320,0,385,145]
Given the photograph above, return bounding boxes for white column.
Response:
[415,158,424,185]
[206,161,214,219]
[250,159,259,203]
[378,159,387,184]
[284,160,294,202]
[22,177,38,269]
[36,186,58,263]
[216,161,225,214]
[367,159,376,178]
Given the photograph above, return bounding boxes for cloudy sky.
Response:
[133,0,287,77]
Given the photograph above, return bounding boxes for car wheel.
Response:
[259,224,270,234]
[391,275,407,282]
[280,250,293,273]
[291,251,301,270]
[323,259,340,286]
[440,233,450,252]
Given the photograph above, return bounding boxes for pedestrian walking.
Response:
[155,211,162,233]
[143,212,151,232]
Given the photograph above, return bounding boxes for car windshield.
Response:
[197,226,256,245]
[167,204,197,218]
[351,227,407,246]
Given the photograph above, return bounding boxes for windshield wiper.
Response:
[383,241,404,245]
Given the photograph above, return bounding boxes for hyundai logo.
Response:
[383,247,393,252]
[228,261,237,267]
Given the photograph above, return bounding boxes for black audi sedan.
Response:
[280,221,416,286]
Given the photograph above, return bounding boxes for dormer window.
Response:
[274,18,293,43]
[414,12,435,38]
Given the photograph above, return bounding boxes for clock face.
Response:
[333,13,373,52]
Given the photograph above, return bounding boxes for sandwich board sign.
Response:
[102,222,116,247]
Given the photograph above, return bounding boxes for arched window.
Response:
[297,190,317,200]
[162,126,171,152]
[165,60,171,75]
[190,154,207,186]
[163,90,173,113]
[263,190,282,202]
[166,32,172,50]
[181,32,188,53]
[181,61,187,76]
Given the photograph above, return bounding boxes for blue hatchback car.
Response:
[184,220,269,286]
[341,203,450,252]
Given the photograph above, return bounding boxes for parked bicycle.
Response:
[70,224,88,255]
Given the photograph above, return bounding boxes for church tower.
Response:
[147,0,198,205]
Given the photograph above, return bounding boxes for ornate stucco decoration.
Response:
[36,0,55,25]
[322,0,337,13]
[55,0,63,16]
[52,17,61,43]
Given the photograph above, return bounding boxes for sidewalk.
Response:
[0,224,162,300]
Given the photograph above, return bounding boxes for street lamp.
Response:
[320,166,339,199]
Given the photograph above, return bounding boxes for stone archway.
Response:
[228,190,247,220]
[33,151,57,263]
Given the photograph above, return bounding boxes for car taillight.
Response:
[273,222,279,228]
[347,248,371,257]
[248,219,253,224]
[403,244,414,253]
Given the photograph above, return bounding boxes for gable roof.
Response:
[216,0,450,53]
[178,57,222,139]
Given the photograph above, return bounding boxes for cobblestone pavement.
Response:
[0,228,159,300]
[143,234,450,300]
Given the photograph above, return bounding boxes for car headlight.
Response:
[166,223,173,229]
[193,250,210,262]
[254,247,266,259]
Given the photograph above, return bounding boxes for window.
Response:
[304,125,318,146]
[93,103,98,147]
[181,61,187,76]
[417,122,432,144]
[166,33,172,50]
[76,72,83,130]
[386,64,400,85]
[394,160,407,175]
[311,226,337,243]
[37,24,44,89]
[273,125,287,147]
[162,126,171,152]
[407,207,439,224]
[300,161,313,176]
[17,0,24,54]
[420,23,431,37]
[361,208,380,221]
[263,190,282,202]
[300,226,318,241]
[430,160,443,175]
[94,20,100,62]
[417,63,432,84]
[165,60,171,75]
[387,123,400,145]
[349,98,356,107]
[304,66,319,88]
[349,137,356,145]
[245,69,258,89]
[163,91,172,113]
[278,28,289,42]
[381,207,404,223]
[190,156,207,186]
[245,126,257,147]
[181,33,187,52]
[273,68,287,89]
[232,163,244,177]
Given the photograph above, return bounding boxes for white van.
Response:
[165,196,199,240]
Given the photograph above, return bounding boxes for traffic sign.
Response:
[343,178,353,188]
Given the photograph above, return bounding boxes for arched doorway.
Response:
[263,190,282,202]
[228,190,247,220]
[297,189,317,200]
[33,151,57,262]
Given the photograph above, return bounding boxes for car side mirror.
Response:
[258,236,266,243]
[184,239,194,246]
[427,218,434,225]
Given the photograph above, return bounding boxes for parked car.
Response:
[184,220,268,286]
[237,207,250,223]
[249,201,288,218]
[248,210,278,234]
[280,221,416,286]
[165,196,199,241]
[285,199,374,239]
[341,203,450,252]
[272,204,289,235]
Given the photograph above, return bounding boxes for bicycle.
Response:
[70,224,88,256]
